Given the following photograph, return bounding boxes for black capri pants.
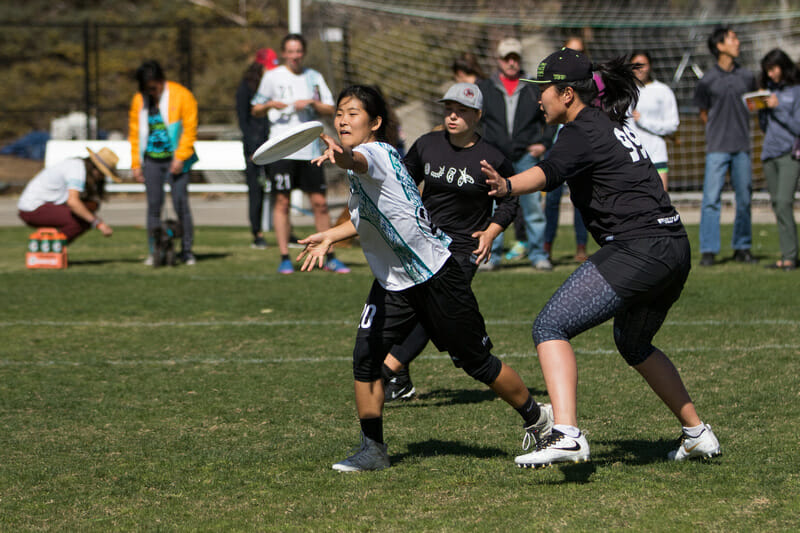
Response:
[352,257,500,383]
[532,235,691,366]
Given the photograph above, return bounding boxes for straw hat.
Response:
[86,147,122,183]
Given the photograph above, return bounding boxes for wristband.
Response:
[505,178,513,195]
[91,218,102,229]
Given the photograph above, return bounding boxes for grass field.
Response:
[1,223,798,531]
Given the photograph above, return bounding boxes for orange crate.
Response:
[26,228,68,269]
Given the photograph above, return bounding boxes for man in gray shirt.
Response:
[694,26,758,266]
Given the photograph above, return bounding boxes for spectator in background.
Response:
[452,52,487,84]
[236,48,279,249]
[757,48,800,270]
[129,60,199,265]
[694,27,758,266]
[629,50,680,191]
[543,36,591,263]
[251,33,349,274]
[478,37,555,271]
[18,147,117,242]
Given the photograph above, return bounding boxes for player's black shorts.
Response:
[352,257,493,381]
[589,235,691,307]
[269,159,327,194]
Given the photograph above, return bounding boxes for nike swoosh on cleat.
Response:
[683,442,702,453]
[551,443,582,451]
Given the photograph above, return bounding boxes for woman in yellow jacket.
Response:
[129,60,198,265]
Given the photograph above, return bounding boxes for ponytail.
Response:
[594,56,639,124]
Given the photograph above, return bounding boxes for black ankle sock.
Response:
[326,252,336,261]
[516,396,541,428]
[360,417,383,444]
[281,254,289,261]
[381,363,396,381]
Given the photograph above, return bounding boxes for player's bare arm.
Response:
[313,133,369,173]
[481,159,547,197]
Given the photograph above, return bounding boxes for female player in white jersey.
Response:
[482,49,721,468]
[297,85,552,472]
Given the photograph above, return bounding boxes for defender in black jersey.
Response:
[381,82,519,402]
[482,49,721,467]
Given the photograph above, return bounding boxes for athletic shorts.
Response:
[269,159,327,194]
[353,257,492,380]
[589,235,691,306]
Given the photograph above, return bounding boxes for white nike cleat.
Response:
[515,428,590,468]
[668,423,721,461]
[521,403,554,450]
[332,433,390,472]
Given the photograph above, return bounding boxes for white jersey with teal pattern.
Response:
[350,142,452,291]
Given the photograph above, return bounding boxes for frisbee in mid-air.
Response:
[251,121,325,165]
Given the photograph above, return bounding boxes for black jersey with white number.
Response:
[537,106,685,244]
[404,130,518,255]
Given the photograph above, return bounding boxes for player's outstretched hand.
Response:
[311,133,345,167]
[480,159,508,197]
[296,232,333,272]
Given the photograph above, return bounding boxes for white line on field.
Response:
[1,343,798,367]
[0,319,798,328]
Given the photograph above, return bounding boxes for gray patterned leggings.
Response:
[532,260,668,366]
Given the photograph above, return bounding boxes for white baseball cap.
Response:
[438,82,483,110]
[497,38,523,58]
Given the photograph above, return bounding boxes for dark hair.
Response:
[760,48,800,89]
[135,60,166,94]
[553,56,639,124]
[452,52,486,81]
[336,85,389,143]
[630,50,652,64]
[707,26,731,58]
[281,33,306,52]
[243,61,264,93]
[630,49,652,82]
[82,158,107,201]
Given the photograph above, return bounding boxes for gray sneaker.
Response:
[332,433,390,472]
[533,258,553,271]
[522,403,554,450]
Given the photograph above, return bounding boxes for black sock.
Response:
[516,396,541,428]
[281,254,289,261]
[360,417,383,444]
[381,363,396,381]
[327,252,336,261]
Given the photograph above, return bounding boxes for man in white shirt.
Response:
[251,33,349,274]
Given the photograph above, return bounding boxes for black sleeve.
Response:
[536,125,594,192]
[488,156,519,229]
[235,81,251,133]
[403,140,424,185]
[693,78,711,111]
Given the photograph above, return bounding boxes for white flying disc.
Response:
[251,121,324,165]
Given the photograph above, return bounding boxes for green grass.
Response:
[1,224,798,531]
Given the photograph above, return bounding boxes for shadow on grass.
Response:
[69,257,146,266]
[391,386,547,407]
[193,252,231,262]
[590,437,677,466]
[391,438,508,464]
